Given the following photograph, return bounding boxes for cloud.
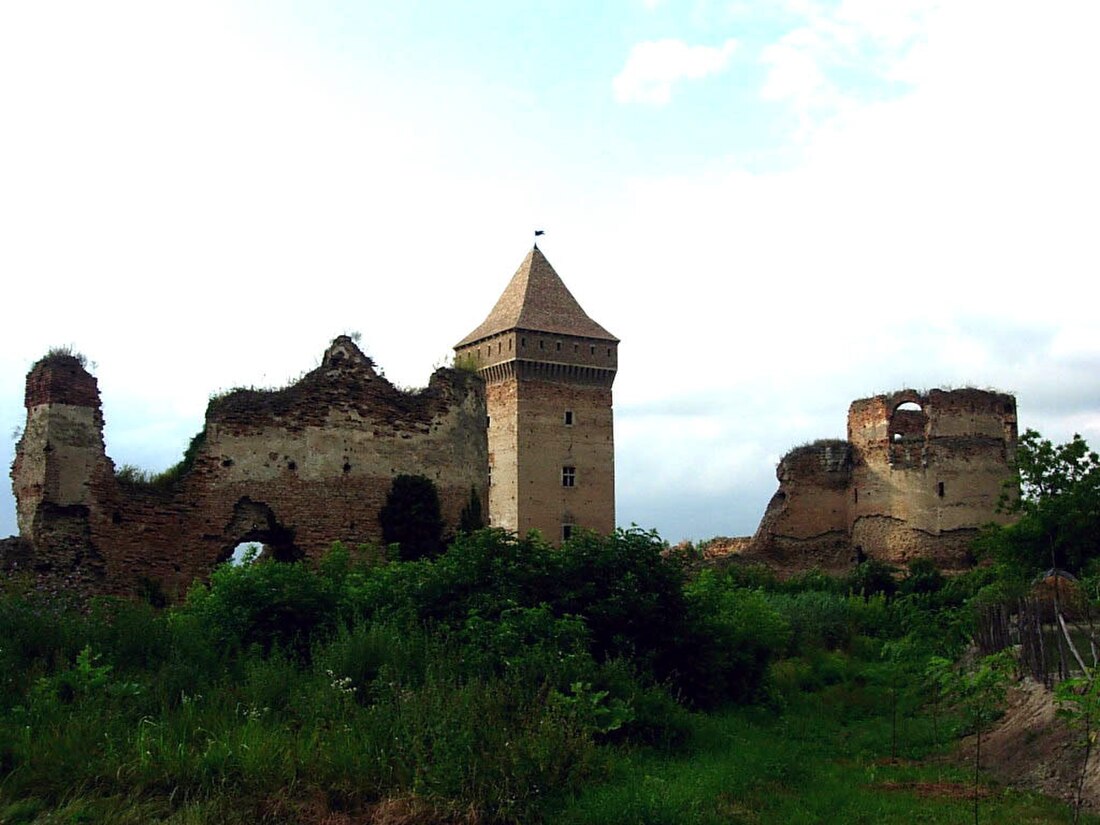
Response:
[613,38,737,105]
[759,0,936,133]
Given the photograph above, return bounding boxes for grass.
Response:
[552,670,1097,825]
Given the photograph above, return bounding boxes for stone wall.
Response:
[748,440,855,575]
[745,388,1018,574]
[8,337,487,600]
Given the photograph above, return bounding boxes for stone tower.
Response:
[10,352,111,589]
[455,246,618,542]
[846,388,1018,568]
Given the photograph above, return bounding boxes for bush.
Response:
[678,571,790,707]
[379,474,446,561]
[181,557,339,662]
[768,590,853,654]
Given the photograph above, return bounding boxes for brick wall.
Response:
[10,337,487,600]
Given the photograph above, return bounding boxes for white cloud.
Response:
[759,0,938,133]
[613,38,737,105]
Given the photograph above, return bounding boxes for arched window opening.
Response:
[220,497,303,566]
[888,400,928,468]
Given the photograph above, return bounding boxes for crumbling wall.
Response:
[748,440,854,575]
[849,388,1017,570]
[746,388,1018,574]
[9,337,487,600]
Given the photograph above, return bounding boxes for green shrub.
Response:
[379,474,446,561]
[767,590,853,654]
[181,557,339,662]
[679,572,790,707]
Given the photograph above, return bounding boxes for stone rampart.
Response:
[8,337,487,600]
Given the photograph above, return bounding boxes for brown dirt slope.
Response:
[961,677,1100,810]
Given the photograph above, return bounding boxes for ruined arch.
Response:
[219,497,303,565]
[888,399,928,466]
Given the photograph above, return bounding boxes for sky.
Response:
[2,0,1099,544]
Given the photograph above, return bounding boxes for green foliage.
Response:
[378,474,446,561]
[181,556,339,662]
[900,558,946,596]
[844,559,900,599]
[766,589,852,654]
[680,571,790,706]
[1056,669,1100,823]
[113,429,208,492]
[0,522,1089,823]
[458,485,484,534]
[980,429,1100,579]
[453,352,479,373]
[40,345,88,369]
[550,680,635,736]
[928,651,1014,824]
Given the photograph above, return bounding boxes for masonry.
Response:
[454,246,617,543]
[748,388,1018,574]
[8,336,487,600]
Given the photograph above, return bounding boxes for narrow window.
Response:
[937,481,945,498]
[573,343,579,352]
[562,466,576,487]
[854,488,858,504]
[539,340,544,350]
[486,416,491,428]
[589,345,595,355]
[564,410,574,426]
[521,337,526,348]
[555,341,562,351]
[562,523,574,541]
[509,338,513,350]
[607,347,611,357]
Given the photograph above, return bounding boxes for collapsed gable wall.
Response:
[9,337,487,599]
[749,440,854,573]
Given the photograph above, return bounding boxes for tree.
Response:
[458,486,484,534]
[379,474,445,561]
[928,651,1013,825]
[979,429,1100,579]
[1055,668,1100,824]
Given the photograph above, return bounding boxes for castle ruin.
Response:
[4,242,1023,597]
[6,246,620,599]
[748,388,1018,574]
[9,336,487,599]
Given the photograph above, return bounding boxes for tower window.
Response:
[562,523,574,541]
[564,410,574,426]
[937,481,945,498]
[555,341,562,351]
[562,466,576,487]
[574,343,578,352]
[607,348,611,357]
[590,345,595,355]
[539,340,544,350]
[521,337,526,348]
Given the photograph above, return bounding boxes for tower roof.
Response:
[456,247,618,348]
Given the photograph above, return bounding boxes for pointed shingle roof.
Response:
[456,247,618,348]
